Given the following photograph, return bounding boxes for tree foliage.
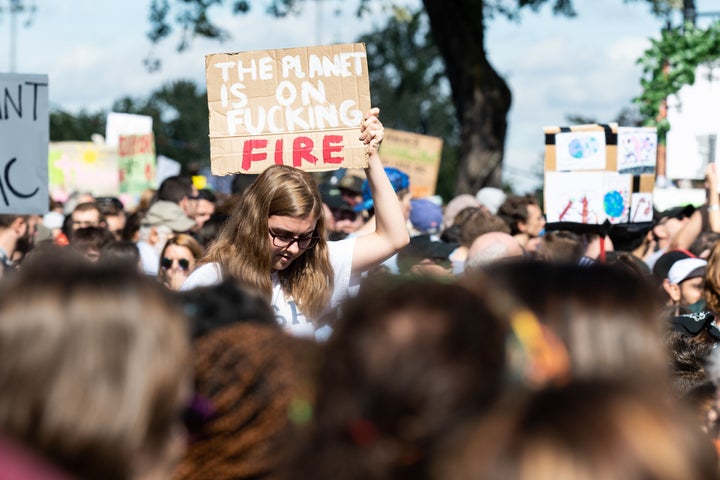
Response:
[138,0,673,194]
[112,80,210,169]
[50,80,209,171]
[49,109,106,142]
[635,20,720,141]
[359,7,459,200]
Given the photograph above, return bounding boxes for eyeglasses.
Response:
[269,230,320,250]
[161,257,190,271]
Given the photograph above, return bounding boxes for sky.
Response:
[4,0,675,194]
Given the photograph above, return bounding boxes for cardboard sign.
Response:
[118,133,157,195]
[380,128,443,198]
[0,73,49,214]
[206,43,372,175]
[544,123,656,225]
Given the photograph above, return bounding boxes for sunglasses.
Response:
[161,257,190,271]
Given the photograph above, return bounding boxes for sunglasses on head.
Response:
[161,257,190,271]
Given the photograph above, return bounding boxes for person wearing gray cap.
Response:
[136,201,196,276]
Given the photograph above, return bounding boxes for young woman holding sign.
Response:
[181,108,409,338]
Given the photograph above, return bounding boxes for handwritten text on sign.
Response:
[206,43,372,174]
[0,73,49,214]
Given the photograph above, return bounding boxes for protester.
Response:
[337,173,364,207]
[191,188,216,232]
[464,231,524,273]
[95,196,127,240]
[350,165,412,238]
[471,261,668,384]
[137,200,197,276]
[409,198,444,236]
[497,193,546,249]
[158,233,203,291]
[664,257,708,315]
[99,240,142,272]
[288,276,506,480]
[442,194,481,229]
[68,226,116,263]
[0,214,34,277]
[535,230,584,264]
[319,182,366,241]
[0,254,191,480]
[451,208,511,273]
[156,174,198,221]
[181,108,409,338]
[644,204,696,268]
[431,380,718,480]
[396,234,457,279]
[172,323,319,480]
[68,201,104,231]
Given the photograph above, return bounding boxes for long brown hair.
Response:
[203,166,333,320]
[704,241,720,314]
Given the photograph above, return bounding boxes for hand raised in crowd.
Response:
[359,107,384,155]
[705,162,718,193]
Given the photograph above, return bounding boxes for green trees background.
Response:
[46,0,720,200]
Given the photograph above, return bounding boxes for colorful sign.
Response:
[544,123,656,225]
[48,142,119,202]
[118,133,157,195]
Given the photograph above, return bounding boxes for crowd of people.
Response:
[3,110,720,479]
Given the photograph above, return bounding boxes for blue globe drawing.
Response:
[604,191,624,218]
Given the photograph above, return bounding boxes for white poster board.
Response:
[105,112,153,148]
[666,64,720,180]
[0,73,49,214]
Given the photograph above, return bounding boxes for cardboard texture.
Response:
[206,43,372,175]
[543,123,657,225]
[380,128,443,198]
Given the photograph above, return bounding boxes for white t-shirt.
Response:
[181,237,357,338]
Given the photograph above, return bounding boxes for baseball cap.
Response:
[143,201,196,232]
[338,174,364,195]
[410,198,443,234]
[667,258,707,285]
[354,167,410,212]
[652,249,694,284]
[397,234,459,273]
[654,204,696,223]
[319,183,353,212]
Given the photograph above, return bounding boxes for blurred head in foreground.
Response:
[0,253,191,480]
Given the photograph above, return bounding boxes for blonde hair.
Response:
[203,166,333,320]
[0,254,190,480]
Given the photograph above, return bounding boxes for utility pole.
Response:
[6,0,35,72]
[9,0,19,71]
